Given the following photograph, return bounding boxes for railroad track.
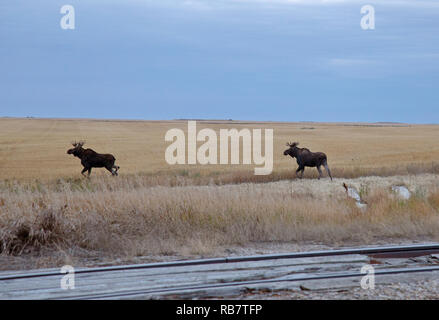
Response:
[1,244,439,299]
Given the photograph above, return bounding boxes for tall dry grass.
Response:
[1,174,439,258]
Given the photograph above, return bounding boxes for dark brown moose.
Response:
[67,141,120,177]
[283,142,332,180]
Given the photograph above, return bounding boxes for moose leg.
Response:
[296,167,302,179]
[323,162,333,181]
[317,166,323,179]
[106,165,118,176]
[81,167,89,177]
[296,166,305,179]
[105,166,114,175]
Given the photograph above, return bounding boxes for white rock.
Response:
[391,186,411,200]
[355,201,367,209]
[343,183,367,210]
[346,187,362,202]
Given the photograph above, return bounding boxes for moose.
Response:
[283,142,332,181]
[67,141,120,177]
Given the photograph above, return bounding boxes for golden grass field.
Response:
[1,117,439,268]
[1,117,439,180]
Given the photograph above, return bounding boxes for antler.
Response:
[71,140,85,147]
[286,142,299,147]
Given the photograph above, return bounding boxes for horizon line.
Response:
[2,115,438,126]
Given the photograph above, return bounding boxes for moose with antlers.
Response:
[67,141,120,177]
[283,142,332,181]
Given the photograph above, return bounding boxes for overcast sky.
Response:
[1,0,438,123]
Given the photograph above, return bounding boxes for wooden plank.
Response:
[2,254,437,300]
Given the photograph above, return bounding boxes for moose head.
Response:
[283,142,299,157]
[67,141,86,158]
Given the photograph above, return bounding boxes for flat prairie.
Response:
[1,117,439,268]
[0,117,438,180]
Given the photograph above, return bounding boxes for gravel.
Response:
[239,279,439,300]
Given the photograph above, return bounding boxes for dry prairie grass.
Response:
[2,118,439,265]
[1,174,439,259]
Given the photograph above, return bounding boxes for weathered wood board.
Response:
[0,254,438,299]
